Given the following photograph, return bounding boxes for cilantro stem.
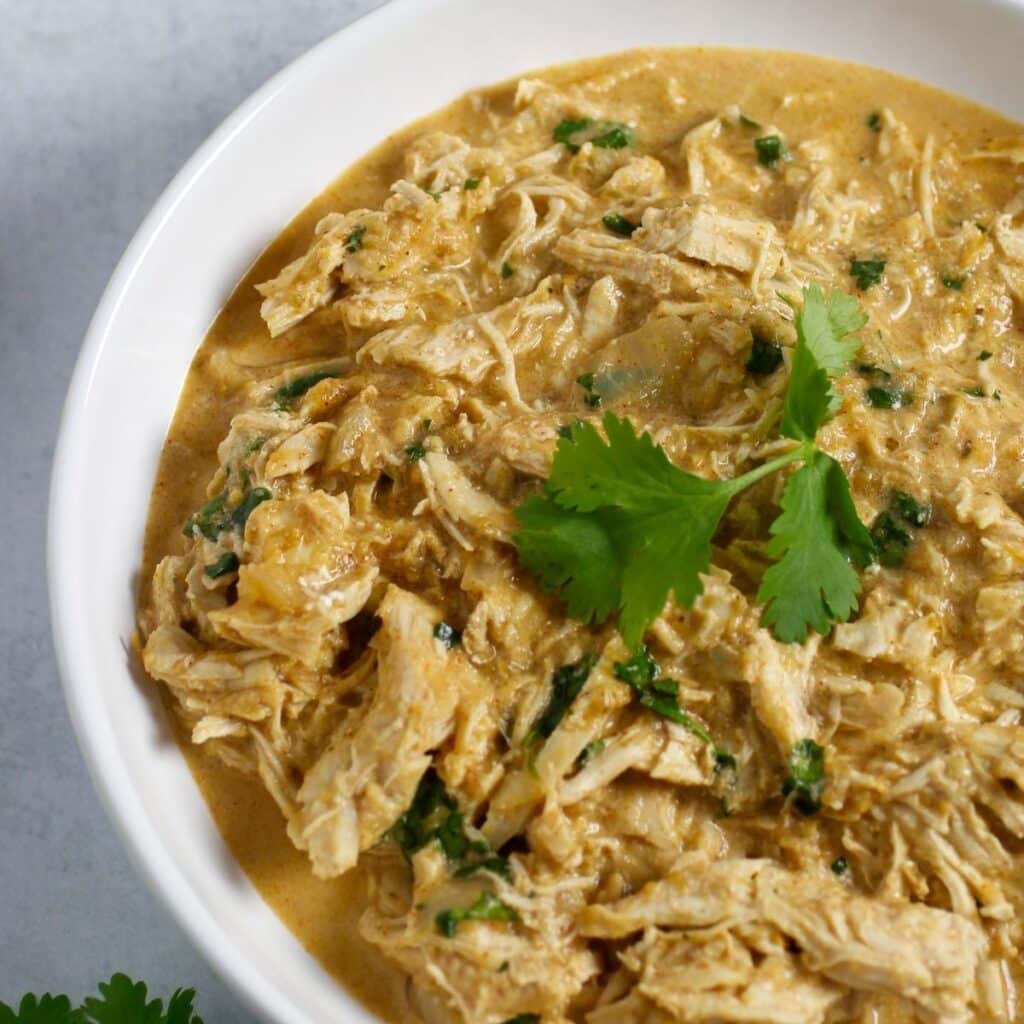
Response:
[725,444,810,498]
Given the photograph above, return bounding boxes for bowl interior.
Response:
[49,0,1024,1021]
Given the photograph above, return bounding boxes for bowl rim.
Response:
[46,3,418,1021]
[47,0,1024,1021]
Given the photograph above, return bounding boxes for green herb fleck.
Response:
[183,492,230,541]
[614,645,732,761]
[963,385,985,398]
[273,370,340,409]
[406,442,426,461]
[436,892,519,937]
[203,552,240,579]
[553,117,633,153]
[866,112,882,132]
[869,491,930,568]
[831,856,849,876]
[746,333,784,376]
[576,739,606,769]
[243,435,268,455]
[782,738,826,815]
[500,262,515,279]
[345,225,367,253]
[230,487,272,532]
[978,350,993,361]
[501,1017,541,1024]
[526,655,598,746]
[463,177,481,190]
[856,363,892,380]
[866,385,911,409]
[576,372,602,409]
[602,213,638,237]
[942,273,966,290]
[850,258,886,290]
[755,134,787,167]
[433,621,462,649]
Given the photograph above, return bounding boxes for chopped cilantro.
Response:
[500,262,515,279]
[526,655,597,745]
[433,621,462,648]
[850,257,886,290]
[978,350,993,361]
[230,487,271,531]
[613,645,731,759]
[831,856,849,876]
[870,490,930,568]
[344,224,367,253]
[866,385,911,409]
[553,117,633,153]
[182,492,229,541]
[866,111,882,132]
[436,892,519,937]
[463,177,481,190]
[576,738,606,768]
[203,552,240,579]
[782,738,826,815]
[602,213,638,237]
[856,363,892,380]
[745,333,784,376]
[755,134,787,167]
[962,385,985,398]
[942,273,966,290]
[576,372,602,409]
[273,370,341,409]
[501,1016,541,1024]
[406,441,426,461]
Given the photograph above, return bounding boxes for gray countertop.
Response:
[1,1,381,1016]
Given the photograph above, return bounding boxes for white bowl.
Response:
[48,0,1024,1021]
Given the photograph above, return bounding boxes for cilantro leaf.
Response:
[514,493,624,625]
[0,995,83,1024]
[757,452,871,642]
[81,976,202,1024]
[780,285,866,441]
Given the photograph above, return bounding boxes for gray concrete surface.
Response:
[0,1,382,1016]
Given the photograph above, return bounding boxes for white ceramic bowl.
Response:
[48,0,1024,1020]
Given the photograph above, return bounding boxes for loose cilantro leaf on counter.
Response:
[273,370,341,409]
[755,134,787,167]
[602,213,638,237]
[758,451,874,643]
[514,286,874,646]
[525,654,598,745]
[1,978,203,1024]
[783,739,826,815]
[0,994,83,1024]
[850,257,886,290]
[436,892,520,937]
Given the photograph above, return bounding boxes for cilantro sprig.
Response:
[513,286,874,645]
[1,976,202,1024]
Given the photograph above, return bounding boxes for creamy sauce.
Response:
[139,48,1024,1022]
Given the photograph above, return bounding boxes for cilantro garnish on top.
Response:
[513,285,875,646]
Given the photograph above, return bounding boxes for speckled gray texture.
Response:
[0,1,382,1015]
